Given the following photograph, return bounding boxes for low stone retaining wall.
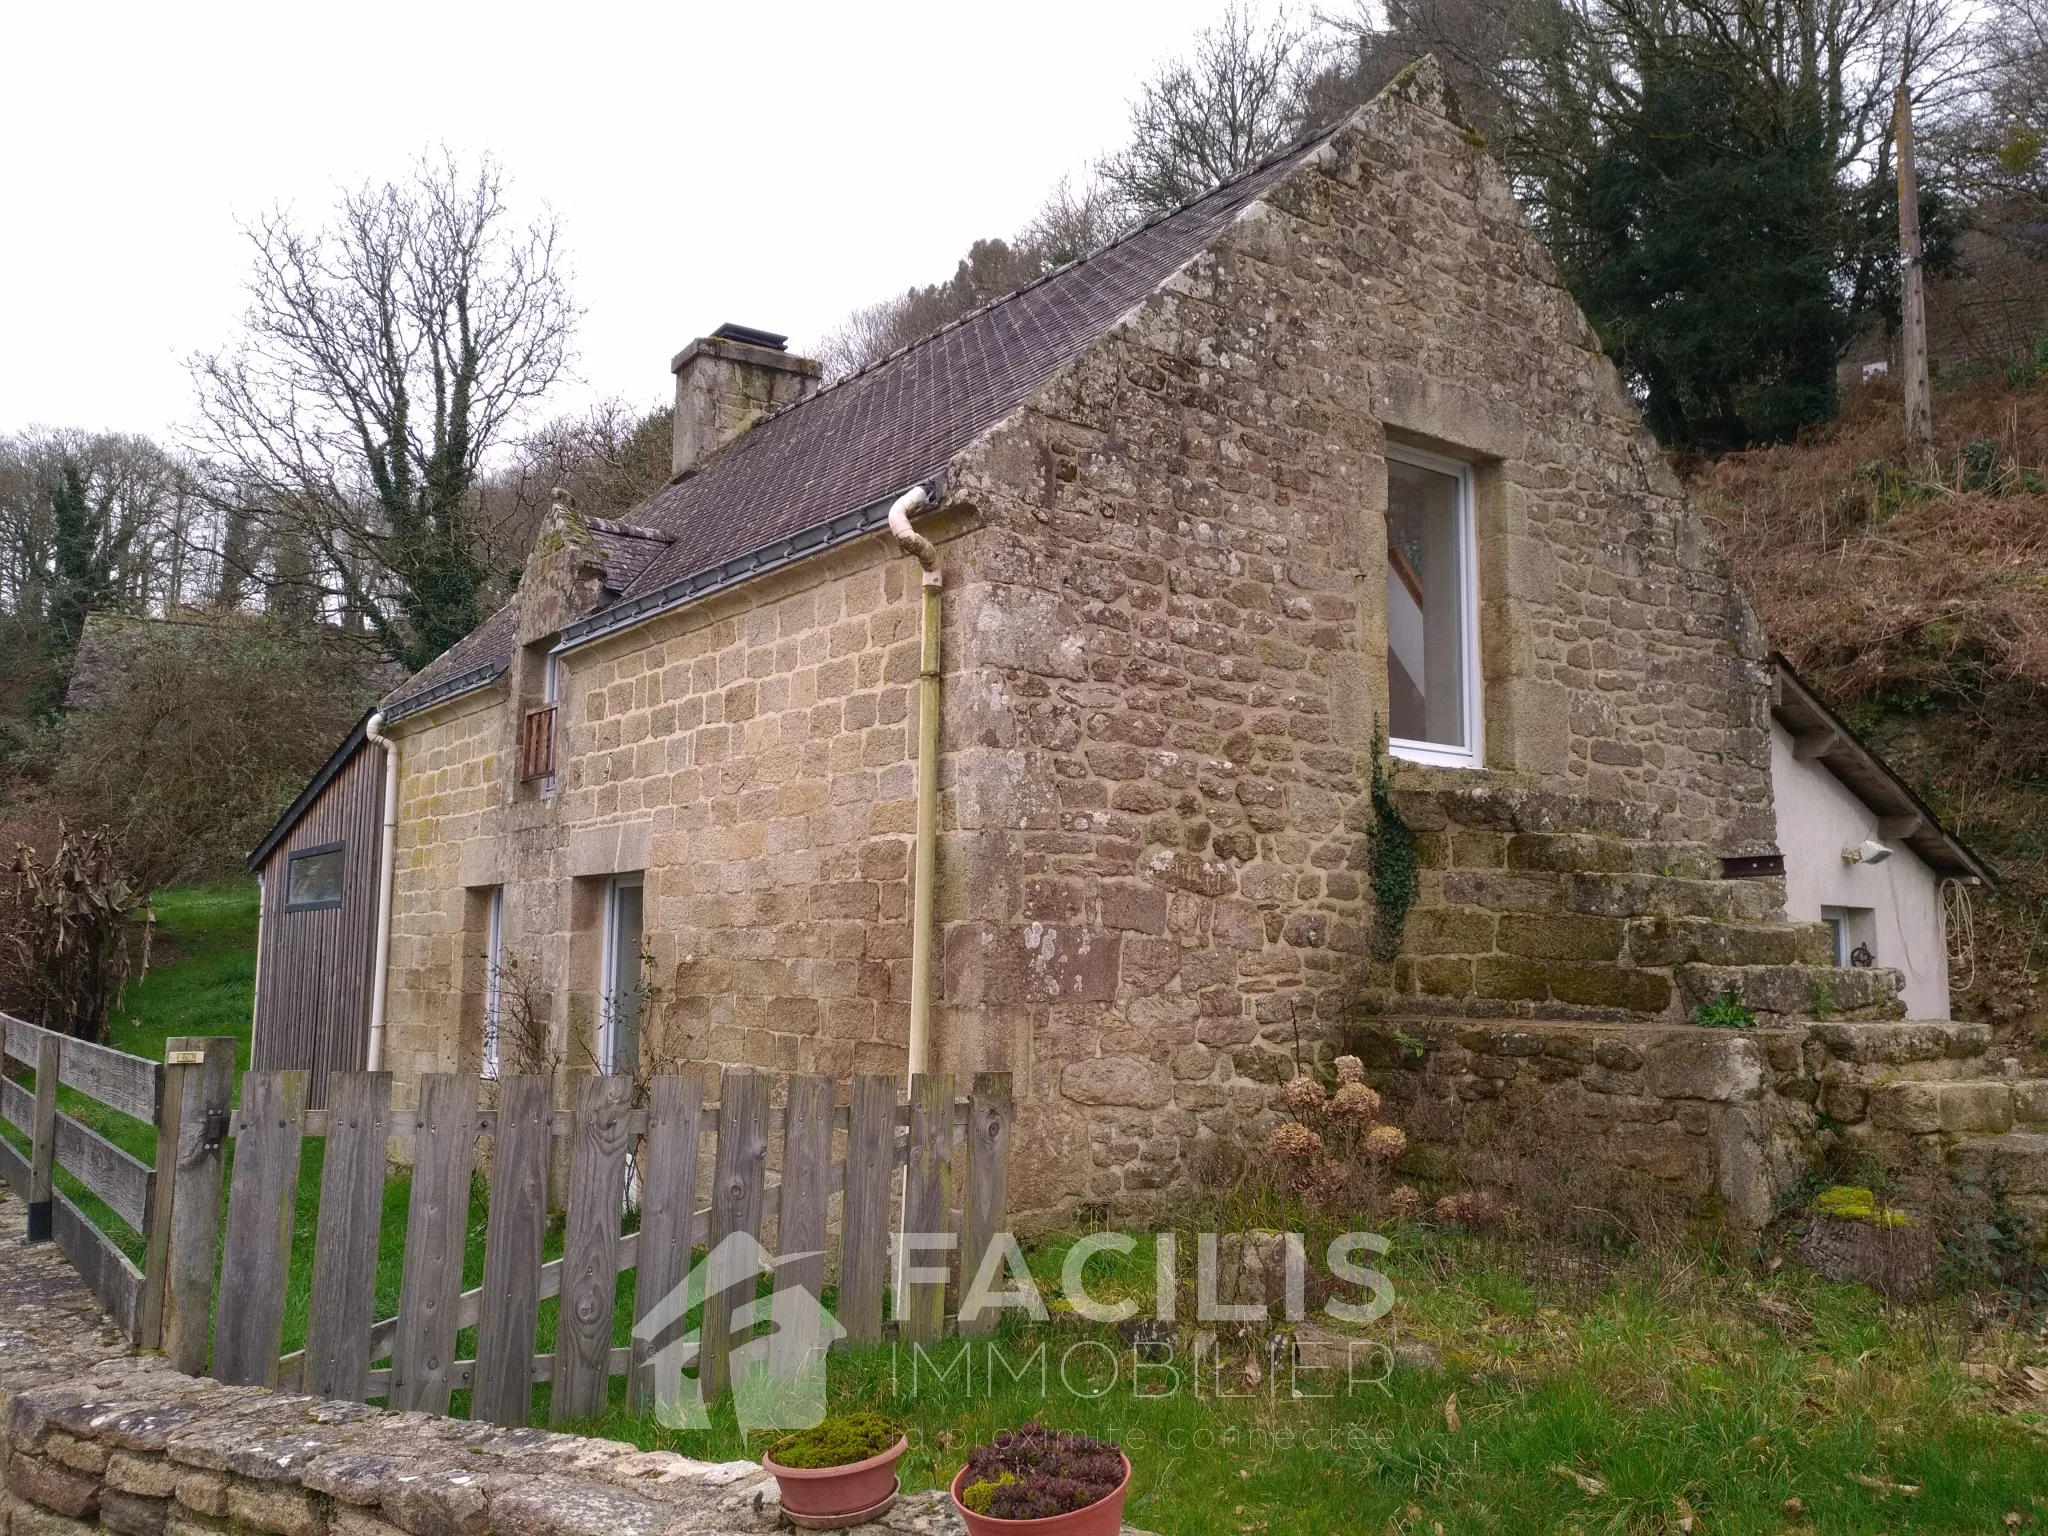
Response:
[1351,1018,2005,1229]
[0,1195,1152,1536]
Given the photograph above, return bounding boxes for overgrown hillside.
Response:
[1692,368,2048,1037]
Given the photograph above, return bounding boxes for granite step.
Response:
[1870,1076,2048,1136]
[1676,962,1903,1020]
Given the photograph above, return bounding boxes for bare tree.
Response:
[1097,4,1336,218]
[816,180,1124,380]
[190,152,578,670]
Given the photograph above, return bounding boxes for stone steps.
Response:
[1870,1076,2048,1136]
[1677,962,1903,1021]
[1947,1132,2048,1198]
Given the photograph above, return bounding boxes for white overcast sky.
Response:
[0,0,1290,442]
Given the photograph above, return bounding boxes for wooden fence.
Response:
[203,1066,1014,1428]
[0,1015,237,1361]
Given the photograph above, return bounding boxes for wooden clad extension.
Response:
[250,731,383,1107]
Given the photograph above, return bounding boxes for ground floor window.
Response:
[1823,904,1878,967]
[601,874,645,1076]
[285,842,345,910]
[1386,445,1481,767]
[481,886,505,1078]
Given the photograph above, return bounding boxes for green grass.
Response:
[2,882,259,1262]
[559,1229,2048,1535]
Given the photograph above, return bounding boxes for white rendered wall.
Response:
[1770,722,1950,1019]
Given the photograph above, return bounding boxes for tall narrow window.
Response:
[1385,447,1480,766]
[481,886,505,1079]
[600,874,645,1077]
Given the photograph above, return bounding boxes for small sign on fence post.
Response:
[158,1035,236,1375]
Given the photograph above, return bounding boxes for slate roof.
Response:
[382,118,1344,719]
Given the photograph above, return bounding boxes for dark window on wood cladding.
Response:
[285,842,346,910]
[520,706,557,781]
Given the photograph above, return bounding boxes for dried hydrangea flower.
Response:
[1334,1054,1365,1085]
[1331,1082,1382,1120]
[1279,1076,1328,1116]
[1385,1184,1424,1220]
[1265,1121,1325,1160]
[1363,1123,1408,1161]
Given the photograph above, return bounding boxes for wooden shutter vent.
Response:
[520,706,557,781]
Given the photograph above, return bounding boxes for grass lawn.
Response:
[13,883,2048,1531]
[562,1229,2048,1535]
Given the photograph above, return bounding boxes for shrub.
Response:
[957,1424,1124,1520]
[1263,1054,1417,1214]
[765,1411,901,1469]
[7,822,143,1042]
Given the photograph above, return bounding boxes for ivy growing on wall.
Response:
[1368,725,1419,963]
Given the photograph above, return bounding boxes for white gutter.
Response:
[364,711,400,1073]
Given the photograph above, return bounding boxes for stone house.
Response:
[248,61,1996,1224]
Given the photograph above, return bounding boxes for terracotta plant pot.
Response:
[949,1454,1132,1536]
[763,1434,908,1525]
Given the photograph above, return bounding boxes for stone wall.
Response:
[1351,1017,2002,1230]
[925,68,1789,1219]
[382,534,941,1095]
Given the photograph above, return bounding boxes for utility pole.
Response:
[1894,78,1932,455]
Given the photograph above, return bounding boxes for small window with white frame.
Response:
[481,886,505,1079]
[600,874,645,1077]
[1385,446,1481,766]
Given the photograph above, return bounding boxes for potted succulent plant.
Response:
[949,1423,1131,1536]
[761,1412,909,1529]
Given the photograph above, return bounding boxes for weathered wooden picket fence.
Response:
[0,1014,237,1355]
[207,1066,1013,1427]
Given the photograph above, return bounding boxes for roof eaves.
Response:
[560,476,946,655]
[1770,654,1997,884]
[246,710,373,872]
[383,660,509,725]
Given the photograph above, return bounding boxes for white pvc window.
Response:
[1385,446,1481,767]
[600,874,645,1077]
[481,886,504,1079]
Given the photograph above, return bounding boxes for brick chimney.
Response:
[669,323,821,478]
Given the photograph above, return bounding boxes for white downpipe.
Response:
[885,485,936,1085]
[364,712,400,1073]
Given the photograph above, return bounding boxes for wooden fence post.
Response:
[839,1073,896,1346]
[958,1072,1012,1338]
[630,1073,703,1413]
[900,1073,954,1344]
[551,1072,635,1424]
[211,1071,309,1386]
[26,1034,59,1242]
[159,1037,236,1376]
[138,1047,185,1350]
[699,1068,767,1403]
[302,1071,394,1401]
[473,1073,551,1427]
[389,1073,479,1413]
[768,1074,833,1377]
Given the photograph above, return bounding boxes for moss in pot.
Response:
[762,1413,907,1528]
[951,1423,1130,1534]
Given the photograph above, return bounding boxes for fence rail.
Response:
[0,1013,215,1346]
[203,1066,1011,1429]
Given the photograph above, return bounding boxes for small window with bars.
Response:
[520,705,557,781]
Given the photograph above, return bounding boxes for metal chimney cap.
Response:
[709,323,788,351]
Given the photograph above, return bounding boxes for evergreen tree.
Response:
[39,458,132,711]
[1559,59,1850,449]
